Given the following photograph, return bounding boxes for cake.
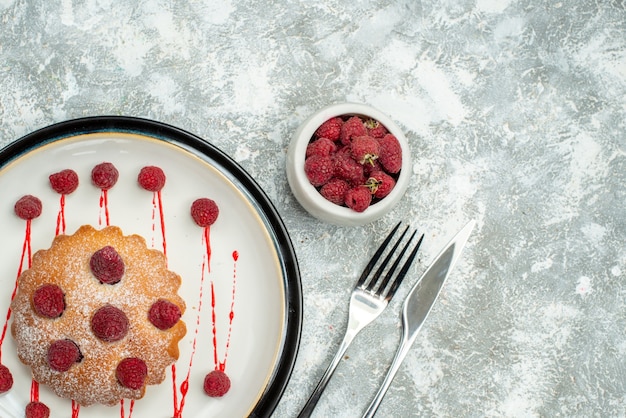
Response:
[10,225,186,406]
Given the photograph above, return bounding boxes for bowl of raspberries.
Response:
[287,102,410,226]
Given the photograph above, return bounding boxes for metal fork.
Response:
[297,222,424,418]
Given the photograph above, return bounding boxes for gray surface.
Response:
[1,1,625,417]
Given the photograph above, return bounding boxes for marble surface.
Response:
[1,0,625,417]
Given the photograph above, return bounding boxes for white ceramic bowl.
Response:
[286,102,411,226]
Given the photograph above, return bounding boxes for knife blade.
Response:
[362,219,475,418]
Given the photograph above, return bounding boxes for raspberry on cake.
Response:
[47,339,83,372]
[116,357,148,390]
[10,225,186,406]
[90,245,125,284]
[149,299,182,330]
[32,284,65,318]
[91,305,129,342]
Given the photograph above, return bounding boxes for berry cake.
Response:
[11,225,186,406]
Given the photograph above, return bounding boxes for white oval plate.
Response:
[0,117,302,418]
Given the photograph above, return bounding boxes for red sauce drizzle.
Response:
[120,399,135,418]
[0,219,33,362]
[71,400,80,417]
[99,190,111,226]
[30,379,39,402]
[171,226,210,418]
[157,191,167,257]
[204,227,212,272]
[210,282,218,368]
[55,194,67,235]
[150,191,167,259]
[212,250,239,372]
[1,220,40,407]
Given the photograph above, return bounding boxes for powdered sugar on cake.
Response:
[10,225,187,406]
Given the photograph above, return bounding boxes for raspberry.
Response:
[148,299,182,330]
[32,284,65,318]
[319,178,350,205]
[314,117,343,141]
[25,402,50,418]
[366,170,396,199]
[0,364,13,393]
[306,137,337,158]
[191,198,219,227]
[339,116,367,145]
[351,135,380,166]
[378,134,402,174]
[363,159,383,177]
[203,370,231,397]
[47,339,82,372]
[304,114,403,212]
[116,358,147,390]
[333,148,364,185]
[49,169,79,195]
[91,305,129,342]
[90,246,125,284]
[91,162,119,190]
[304,154,334,187]
[14,195,42,220]
[138,166,166,192]
[344,186,372,212]
[364,118,388,138]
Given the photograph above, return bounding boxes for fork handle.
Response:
[361,334,413,418]
[297,329,358,418]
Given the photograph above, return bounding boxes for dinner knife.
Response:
[362,219,475,418]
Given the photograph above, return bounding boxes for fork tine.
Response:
[355,222,402,287]
[365,226,410,292]
[383,233,424,300]
[373,229,417,293]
